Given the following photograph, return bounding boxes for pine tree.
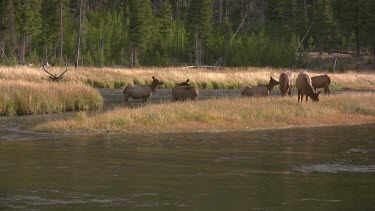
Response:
[0,0,7,61]
[186,0,213,66]
[158,1,172,64]
[75,0,86,67]
[312,0,334,56]
[15,0,42,64]
[128,0,152,67]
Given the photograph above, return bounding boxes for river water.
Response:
[0,112,374,210]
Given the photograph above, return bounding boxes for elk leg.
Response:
[124,94,130,102]
[324,86,330,94]
[297,89,301,103]
[143,98,148,102]
[305,94,308,102]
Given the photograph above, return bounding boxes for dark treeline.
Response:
[0,0,374,68]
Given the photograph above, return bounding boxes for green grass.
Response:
[0,80,103,115]
[34,93,375,133]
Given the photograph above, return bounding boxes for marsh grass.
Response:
[0,66,374,90]
[0,80,103,115]
[34,93,375,133]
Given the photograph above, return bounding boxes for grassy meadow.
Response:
[34,93,375,133]
[0,80,103,115]
[0,66,374,90]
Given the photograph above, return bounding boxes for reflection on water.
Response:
[0,118,374,210]
[294,163,375,173]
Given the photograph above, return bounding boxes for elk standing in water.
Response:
[123,76,164,102]
[311,74,331,94]
[296,72,321,103]
[240,77,279,97]
[279,71,293,96]
[172,79,199,101]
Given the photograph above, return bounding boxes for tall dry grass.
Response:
[0,66,374,90]
[34,93,375,133]
[0,80,103,115]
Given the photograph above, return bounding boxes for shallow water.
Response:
[99,88,373,108]
[0,115,374,210]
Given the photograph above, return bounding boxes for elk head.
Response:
[42,59,69,82]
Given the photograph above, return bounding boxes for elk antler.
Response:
[42,57,69,82]
[42,62,56,79]
[57,59,69,79]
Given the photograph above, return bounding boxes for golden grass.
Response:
[0,66,374,90]
[34,93,375,133]
[0,80,103,115]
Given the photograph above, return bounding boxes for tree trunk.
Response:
[176,0,180,57]
[75,0,83,68]
[219,0,223,26]
[355,31,361,57]
[225,0,229,17]
[19,31,25,65]
[60,0,63,66]
[0,34,5,60]
[195,34,202,66]
[224,38,229,66]
[128,42,133,67]
[304,0,307,25]
[319,36,324,58]
[133,46,139,67]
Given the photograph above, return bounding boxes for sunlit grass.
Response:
[0,80,103,115]
[0,66,374,90]
[34,93,375,133]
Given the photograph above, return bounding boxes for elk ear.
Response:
[186,79,190,82]
[152,76,155,80]
[317,91,321,95]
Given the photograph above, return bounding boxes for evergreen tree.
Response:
[128,0,152,67]
[0,0,7,61]
[15,0,42,64]
[186,0,213,66]
[311,0,334,56]
[158,1,172,65]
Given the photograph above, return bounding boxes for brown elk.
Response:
[42,61,69,82]
[311,74,331,94]
[123,76,164,102]
[240,77,279,97]
[279,71,293,96]
[172,79,199,101]
[296,72,321,103]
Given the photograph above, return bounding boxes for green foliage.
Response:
[28,50,40,65]
[0,0,374,68]
[128,0,152,50]
[226,31,296,67]
[15,0,42,36]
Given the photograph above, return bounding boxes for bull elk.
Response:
[42,61,69,82]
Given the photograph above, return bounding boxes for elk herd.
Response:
[122,72,331,103]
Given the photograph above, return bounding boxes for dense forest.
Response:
[0,0,374,68]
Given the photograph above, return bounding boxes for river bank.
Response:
[34,93,375,134]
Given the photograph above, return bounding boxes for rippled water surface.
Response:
[0,113,374,210]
